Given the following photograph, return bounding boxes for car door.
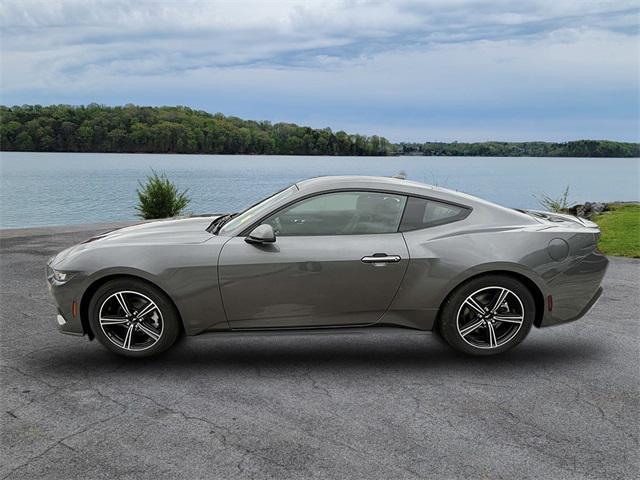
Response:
[218,191,410,329]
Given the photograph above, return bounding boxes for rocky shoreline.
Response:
[567,200,639,219]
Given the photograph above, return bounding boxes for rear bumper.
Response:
[539,286,602,328]
[539,252,608,327]
[574,286,603,321]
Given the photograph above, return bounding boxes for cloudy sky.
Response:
[1,0,638,142]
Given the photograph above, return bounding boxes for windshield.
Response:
[218,184,298,235]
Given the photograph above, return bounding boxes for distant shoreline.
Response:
[1,151,639,159]
[2,104,639,158]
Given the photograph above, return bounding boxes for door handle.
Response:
[361,254,401,264]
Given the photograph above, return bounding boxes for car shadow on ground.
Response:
[21,333,608,380]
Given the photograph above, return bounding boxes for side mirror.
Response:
[245,224,276,244]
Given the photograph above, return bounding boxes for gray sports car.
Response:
[47,176,608,357]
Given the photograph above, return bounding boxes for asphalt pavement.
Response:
[1,225,638,479]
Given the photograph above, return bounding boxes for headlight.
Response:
[49,268,73,284]
[52,270,68,282]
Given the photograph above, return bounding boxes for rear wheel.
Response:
[439,275,534,356]
[88,279,181,358]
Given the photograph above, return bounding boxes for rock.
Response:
[568,202,609,219]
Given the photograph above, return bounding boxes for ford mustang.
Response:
[47,176,608,357]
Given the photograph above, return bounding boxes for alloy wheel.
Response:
[456,286,525,349]
[98,290,164,351]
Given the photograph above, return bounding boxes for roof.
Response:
[296,175,469,205]
[293,175,533,220]
[220,175,535,236]
[295,175,440,193]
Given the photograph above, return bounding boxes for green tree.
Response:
[136,170,191,219]
[1,104,638,157]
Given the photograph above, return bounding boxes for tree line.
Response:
[396,140,640,158]
[1,104,638,157]
[0,104,392,156]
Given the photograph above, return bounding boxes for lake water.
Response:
[1,152,638,229]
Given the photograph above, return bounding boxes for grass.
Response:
[592,203,640,258]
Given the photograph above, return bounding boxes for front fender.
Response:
[58,240,230,336]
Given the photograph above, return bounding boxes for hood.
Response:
[51,216,220,268]
[81,216,219,246]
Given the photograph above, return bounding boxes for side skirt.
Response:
[196,324,432,338]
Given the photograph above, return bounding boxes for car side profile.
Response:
[47,176,608,357]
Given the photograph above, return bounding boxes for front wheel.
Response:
[88,278,181,358]
[439,275,535,356]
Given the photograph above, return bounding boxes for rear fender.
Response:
[435,262,548,328]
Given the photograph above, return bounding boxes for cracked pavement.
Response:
[1,225,639,479]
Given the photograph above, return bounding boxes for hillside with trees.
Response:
[1,104,638,157]
[0,104,392,156]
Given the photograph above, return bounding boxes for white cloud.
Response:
[0,0,638,141]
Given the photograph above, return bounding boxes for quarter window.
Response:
[399,197,470,231]
[264,191,407,236]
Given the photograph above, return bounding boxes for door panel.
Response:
[218,234,409,329]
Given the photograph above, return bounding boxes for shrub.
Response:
[534,185,570,213]
[136,170,190,219]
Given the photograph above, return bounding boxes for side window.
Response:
[399,197,470,231]
[264,191,407,236]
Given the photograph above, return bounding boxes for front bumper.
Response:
[46,260,86,336]
[53,309,84,336]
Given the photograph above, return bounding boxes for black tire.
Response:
[438,275,535,356]
[88,278,181,358]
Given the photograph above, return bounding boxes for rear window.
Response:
[399,197,470,231]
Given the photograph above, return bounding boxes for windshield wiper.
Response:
[206,213,236,234]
